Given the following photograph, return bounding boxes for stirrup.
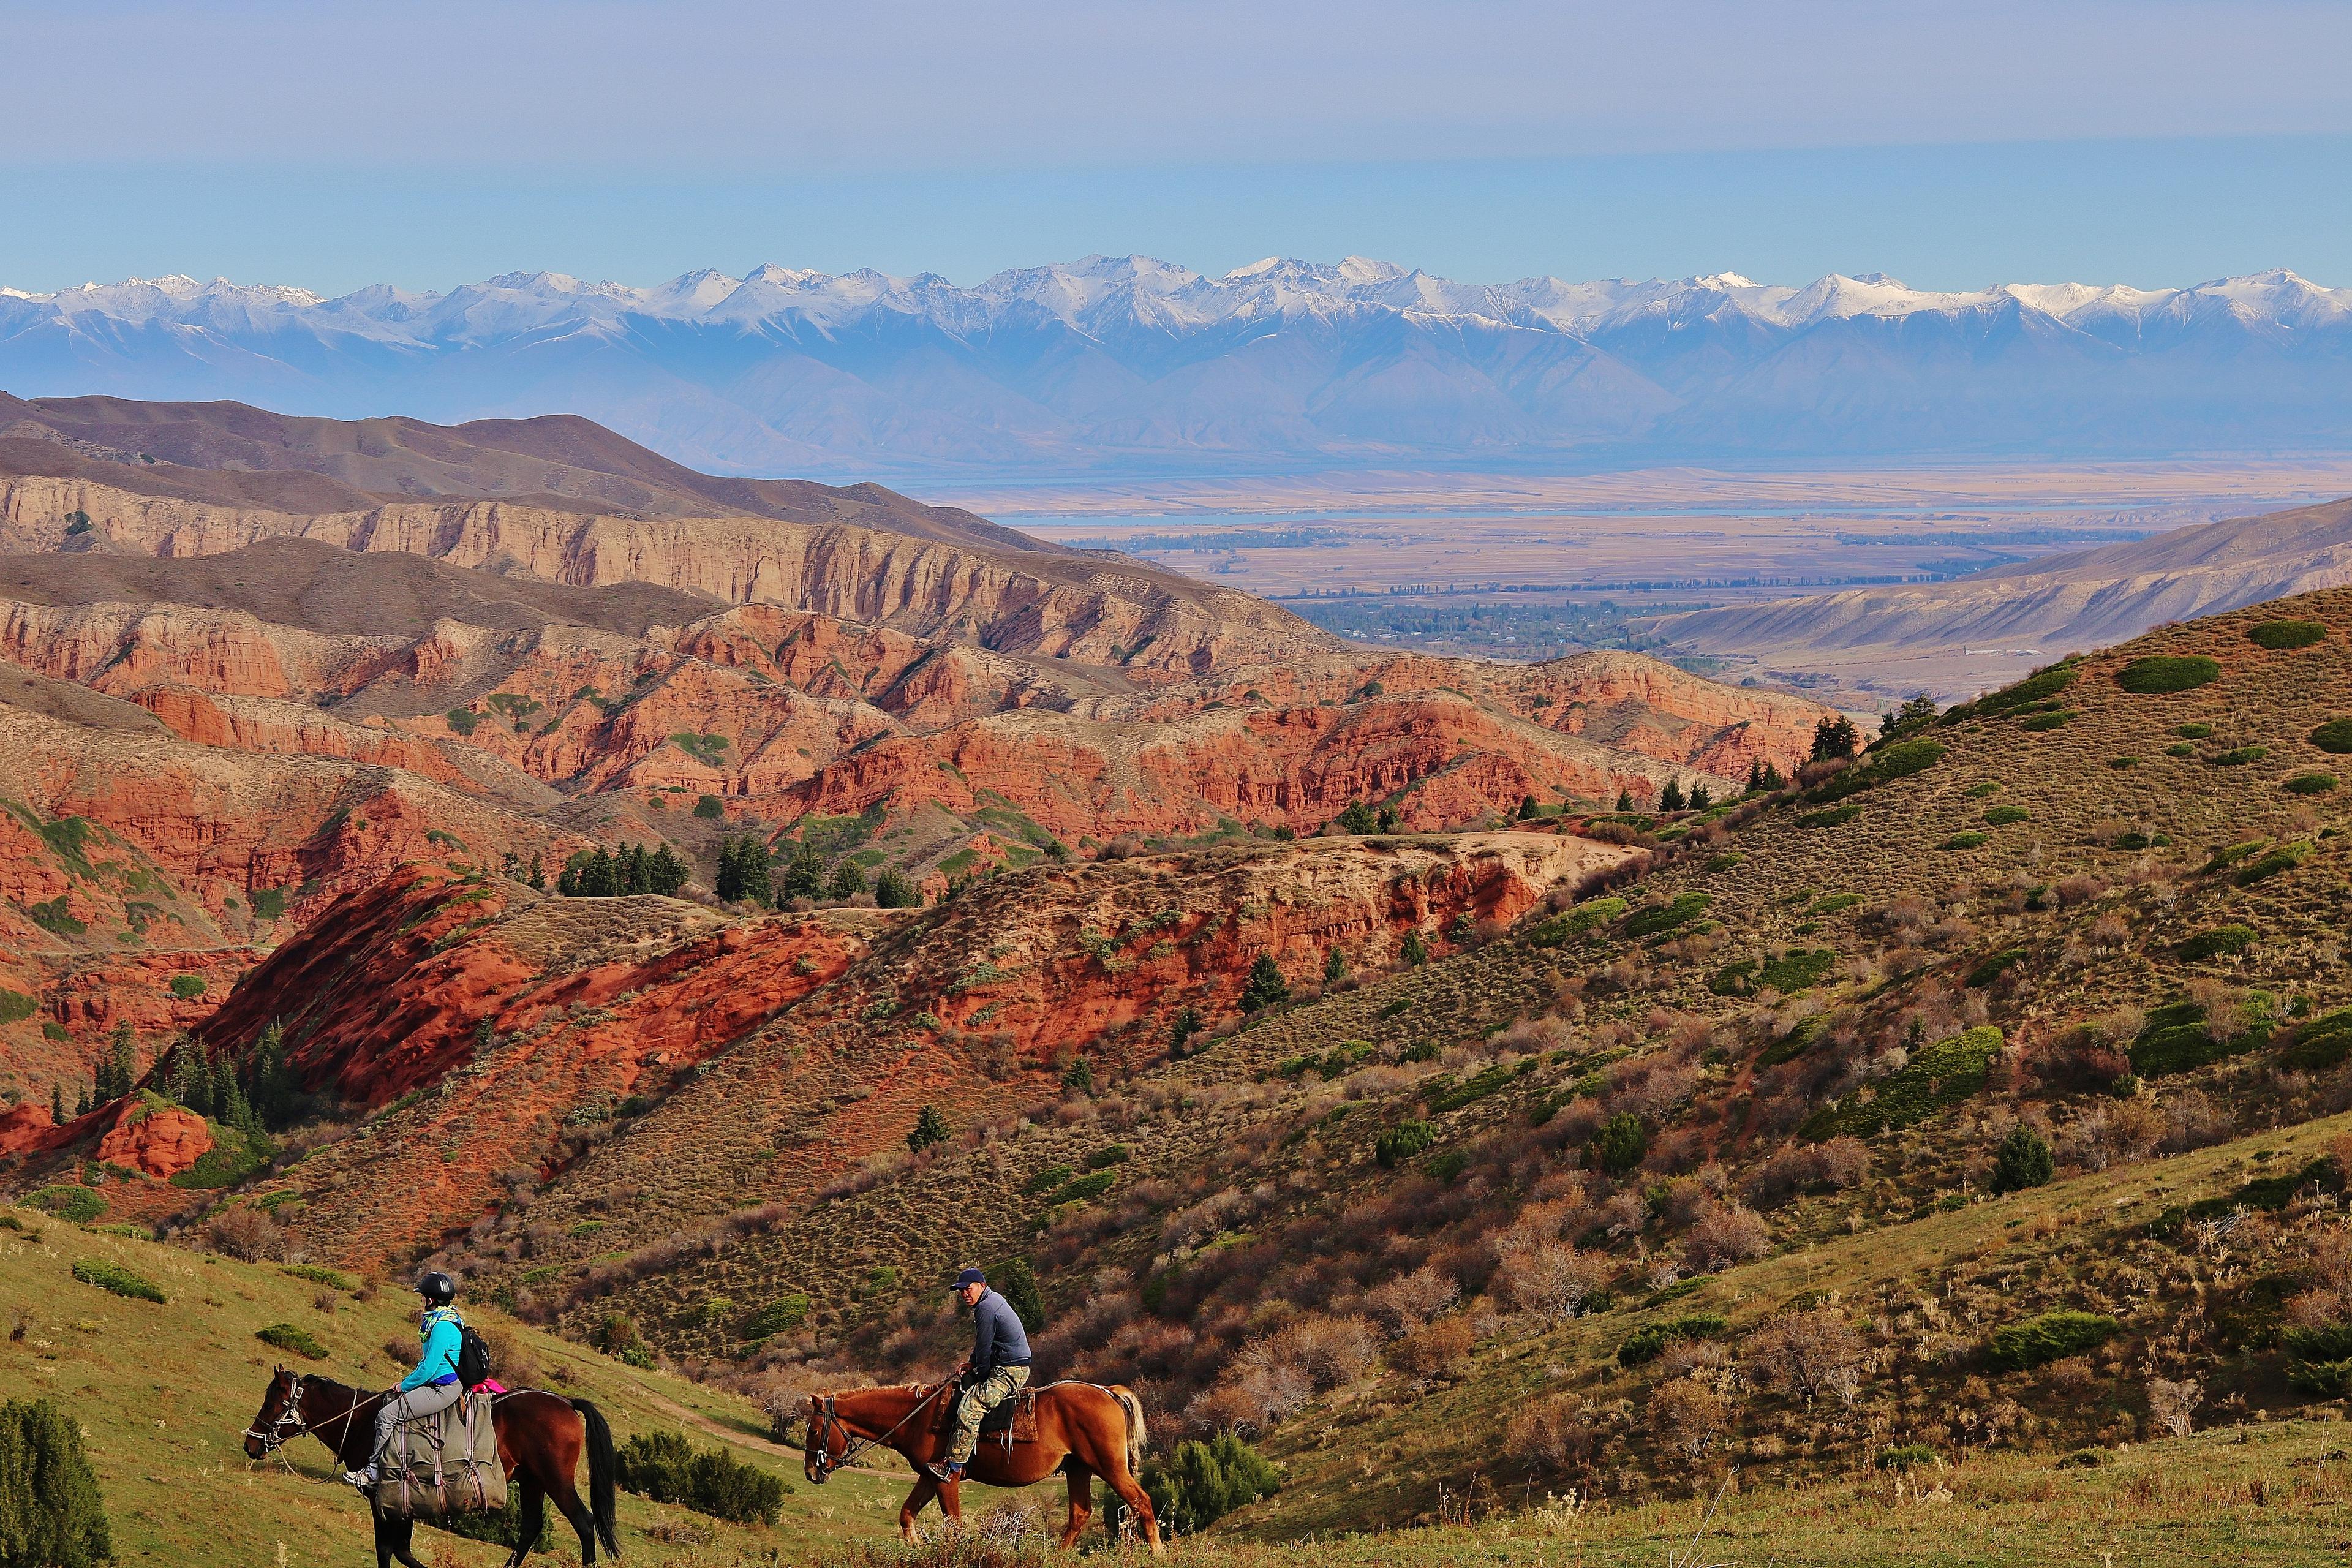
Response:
[342,1469,376,1490]
[925,1460,965,1482]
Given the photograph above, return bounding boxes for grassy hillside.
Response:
[521,583,2352,1523]
[0,1212,918,1566]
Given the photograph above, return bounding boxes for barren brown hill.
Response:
[0,391,1045,549]
[1654,494,2352,699]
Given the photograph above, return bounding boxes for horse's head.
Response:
[243,1366,306,1460]
[804,1393,843,1485]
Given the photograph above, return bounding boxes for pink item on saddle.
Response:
[471,1379,507,1395]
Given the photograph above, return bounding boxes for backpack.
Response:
[456,1324,492,1389]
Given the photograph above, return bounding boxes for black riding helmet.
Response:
[417,1271,457,1307]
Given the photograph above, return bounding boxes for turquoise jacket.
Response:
[399,1307,464,1392]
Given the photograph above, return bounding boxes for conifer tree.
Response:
[1335,800,1377,835]
[51,1084,65,1125]
[907,1103,950,1151]
[75,1086,91,1118]
[526,851,545,891]
[1659,778,1686,813]
[1517,794,1541,820]
[828,861,867,900]
[873,869,919,909]
[780,843,825,901]
[1323,948,1346,985]
[1687,782,1713,811]
[1400,929,1428,967]
[648,843,688,897]
[1239,954,1290,1012]
[1615,788,1633,812]
[1759,761,1786,792]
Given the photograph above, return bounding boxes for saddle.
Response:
[373,1392,506,1520]
[945,1377,1041,1449]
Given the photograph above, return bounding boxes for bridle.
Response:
[244,1373,363,1466]
[807,1380,952,1482]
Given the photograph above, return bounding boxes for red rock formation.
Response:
[94,1099,213,1178]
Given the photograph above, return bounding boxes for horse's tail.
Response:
[572,1397,622,1558]
[1109,1384,1147,1477]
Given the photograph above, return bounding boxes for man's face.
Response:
[957,1281,985,1308]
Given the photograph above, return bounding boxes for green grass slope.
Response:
[0,1212,914,1566]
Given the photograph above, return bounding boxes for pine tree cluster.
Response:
[713,837,773,904]
[558,842,690,899]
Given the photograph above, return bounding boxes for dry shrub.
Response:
[1648,1376,1734,1458]
[2155,1089,2232,1153]
[1390,1314,1476,1379]
[1493,1242,1609,1325]
[2059,1098,2166,1172]
[1683,1200,1773,1273]
[1364,1267,1458,1337]
[475,1324,543,1389]
[1186,1362,1310,1434]
[2054,873,2108,907]
[1743,1305,1867,1408]
[203,1206,287,1262]
[2046,1357,2096,1393]
[1232,1312,1380,1392]
[2147,1376,2202,1438]
[1503,1393,1596,1471]
[1741,1137,1870,1208]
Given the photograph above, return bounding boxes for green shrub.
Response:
[1989,1125,2054,1194]
[1802,1027,2001,1140]
[613,1431,785,1525]
[693,794,724,819]
[2209,745,2269,767]
[2165,743,2198,758]
[1421,1150,1468,1183]
[2249,619,2326,650]
[0,1398,115,1568]
[255,1322,329,1360]
[1795,805,1862,828]
[1425,1058,1532,1113]
[2108,756,2138,769]
[2129,997,2272,1078]
[1526,897,1625,948]
[1757,949,1836,992]
[2175,925,2256,962]
[26,899,85,937]
[1987,1311,2118,1371]
[1757,1017,1826,1069]
[1142,1432,1281,1533]
[2116,655,2220,694]
[1808,893,1863,915]
[1966,948,2026,988]
[1807,738,1947,804]
[2236,842,2310,886]
[280,1264,355,1291]
[1591,1112,1646,1175]
[169,1131,270,1190]
[1982,805,2030,826]
[0,989,34,1027]
[741,1294,811,1340]
[443,707,480,736]
[168,974,206,1000]
[1376,1121,1436,1168]
[1962,781,2002,798]
[1043,1172,1115,1207]
[1624,892,1709,938]
[72,1259,164,1303]
[26,1188,104,1224]
[249,886,288,920]
[1086,1144,1131,1170]
[2312,719,2352,755]
[2201,839,2266,872]
[2175,723,2214,739]
[1970,666,2078,715]
[2285,772,2339,794]
[1708,960,1757,997]
[1617,1314,1728,1368]
[1940,831,1988,850]
[2018,711,2073,732]
[2282,1011,2352,1073]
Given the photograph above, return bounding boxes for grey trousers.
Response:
[372,1379,463,1469]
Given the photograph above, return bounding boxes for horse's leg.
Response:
[1061,1461,1096,1548]
[373,1512,394,1568]
[940,1476,963,1531]
[900,1474,940,1543]
[389,1517,428,1568]
[503,1474,546,1568]
[1088,1439,1164,1553]
[544,1465,598,1564]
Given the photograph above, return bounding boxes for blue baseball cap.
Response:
[952,1268,986,1289]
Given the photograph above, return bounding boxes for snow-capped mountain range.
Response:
[4,257,2348,479]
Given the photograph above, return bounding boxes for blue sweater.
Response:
[399,1308,464,1392]
[970,1289,1031,1371]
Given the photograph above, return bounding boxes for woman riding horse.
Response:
[241,1275,619,1568]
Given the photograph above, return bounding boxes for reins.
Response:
[244,1374,365,1476]
[810,1379,955,1479]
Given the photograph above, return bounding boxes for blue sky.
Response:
[3,0,2347,293]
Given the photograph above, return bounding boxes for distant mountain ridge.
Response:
[5,259,2347,478]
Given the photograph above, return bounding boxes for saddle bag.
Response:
[374,1392,507,1521]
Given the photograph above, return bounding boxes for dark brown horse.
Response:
[804,1380,1161,1551]
[243,1368,620,1567]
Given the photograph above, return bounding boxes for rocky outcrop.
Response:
[93,1099,213,1178]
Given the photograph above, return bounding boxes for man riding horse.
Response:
[925,1266,1032,1483]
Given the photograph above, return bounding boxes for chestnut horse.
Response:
[243,1368,620,1567]
[804,1379,1161,1551]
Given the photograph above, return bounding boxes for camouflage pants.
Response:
[946,1364,1030,1466]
